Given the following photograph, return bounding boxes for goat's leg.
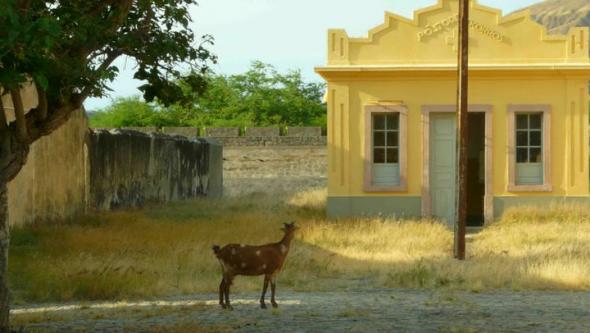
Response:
[224,275,233,310]
[219,278,226,309]
[270,277,278,308]
[260,275,270,309]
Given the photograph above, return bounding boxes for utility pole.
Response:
[455,0,469,260]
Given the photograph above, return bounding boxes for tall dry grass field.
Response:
[10,188,590,304]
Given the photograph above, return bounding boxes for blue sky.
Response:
[84,0,544,110]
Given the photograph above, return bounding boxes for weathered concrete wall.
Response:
[89,130,222,210]
[8,122,223,227]
[8,108,89,227]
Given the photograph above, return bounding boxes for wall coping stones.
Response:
[89,126,327,147]
[287,127,322,137]
[122,127,159,134]
[245,127,280,137]
[162,127,200,138]
[212,136,327,147]
[90,126,326,137]
[205,127,240,137]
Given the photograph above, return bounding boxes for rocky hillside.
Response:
[516,0,590,34]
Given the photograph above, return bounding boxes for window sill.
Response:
[507,184,553,192]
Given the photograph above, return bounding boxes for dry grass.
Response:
[147,323,231,333]
[470,203,590,291]
[9,188,590,304]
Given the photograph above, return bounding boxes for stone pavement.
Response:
[12,290,590,332]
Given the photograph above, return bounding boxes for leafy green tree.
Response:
[90,97,182,128]
[188,61,326,127]
[0,1,215,330]
[90,62,327,128]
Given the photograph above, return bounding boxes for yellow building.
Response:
[316,0,590,226]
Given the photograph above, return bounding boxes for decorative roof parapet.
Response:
[323,0,589,68]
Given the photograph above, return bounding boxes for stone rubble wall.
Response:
[205,127,326,196]
[211,136,326,147]
[222,146,327,197]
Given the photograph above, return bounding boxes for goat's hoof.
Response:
[226,305,233,311]
[260,302,267,309]
[271,302,278,308]
[220,303,226,309]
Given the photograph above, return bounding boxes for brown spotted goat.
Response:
[212,222,297,310]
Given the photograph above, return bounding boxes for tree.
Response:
[89,62,327,129]
[184,61,326,128]
[0,1,215,330]
[90,97,183,128]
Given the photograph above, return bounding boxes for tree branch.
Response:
[75,0,134,61]
[9,89,30,143]
[98,50,122,74]
[87,0,118,18]
[16,0,32,14]
[35,82,48,120]
[79,49,122,100]
[0,96,7,133]
[103,0,134,36]
[24,104,69,142]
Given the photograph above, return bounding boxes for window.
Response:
[508,105,551,192]
[364,105,407,192]
[515,113,543,185]
[372,113,400,185]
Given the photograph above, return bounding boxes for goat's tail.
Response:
[212,245,221,256]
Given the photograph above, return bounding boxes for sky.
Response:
[84,0,545,111]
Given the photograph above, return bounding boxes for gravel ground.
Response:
[11,290,590,332]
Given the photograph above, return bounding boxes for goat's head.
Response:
[281,222,298,233]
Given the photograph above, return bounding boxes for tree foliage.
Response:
[90,62,327,128]
[90,97,174,128]
[1,0,216,181]
[0,1,215,331]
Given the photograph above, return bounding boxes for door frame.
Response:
[421,105,494,224]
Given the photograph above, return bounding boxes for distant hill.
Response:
[515,0,590,34]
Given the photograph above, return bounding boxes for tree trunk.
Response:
[0,180,9,333]
[0,126,28,333]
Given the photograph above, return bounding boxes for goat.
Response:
[212,222,297,310]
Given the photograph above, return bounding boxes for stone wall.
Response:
[212,136,326,147]
[98,126,326,141]
[89,125,327,198]
[223,145,327,197]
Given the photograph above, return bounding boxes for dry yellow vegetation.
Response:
[9,188,590,304]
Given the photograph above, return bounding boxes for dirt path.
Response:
[12,290,590,332]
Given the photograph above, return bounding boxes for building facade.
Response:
[316,0,590,226]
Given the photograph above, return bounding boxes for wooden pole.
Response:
[455,0,469,260]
